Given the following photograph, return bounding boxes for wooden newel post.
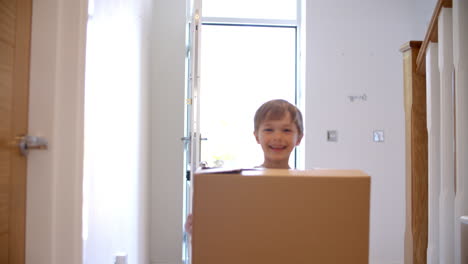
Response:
[400,41,428,264]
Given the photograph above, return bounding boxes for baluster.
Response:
[426,42,441,264]
[438,7,455,264]
[453,0,468,263]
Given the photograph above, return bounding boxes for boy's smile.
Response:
[254,113,302,169]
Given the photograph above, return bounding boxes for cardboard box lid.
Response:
[192,169,370,264]
[195,167,369,177]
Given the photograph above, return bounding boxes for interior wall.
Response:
[150,0,186,263]
[305,0,433,263]
[82,0,152,263]
[411,0,439,40]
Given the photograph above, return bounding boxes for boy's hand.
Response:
[184,214,193,236]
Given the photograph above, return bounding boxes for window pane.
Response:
[200,25,296,168]
[202,0,296,20]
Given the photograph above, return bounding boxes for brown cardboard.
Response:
[192,169,370,264]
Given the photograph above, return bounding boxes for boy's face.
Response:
[254,112,302,167]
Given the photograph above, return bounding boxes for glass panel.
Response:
[202,0,296,20]
[199,25,296,168]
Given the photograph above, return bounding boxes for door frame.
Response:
[26,1,87,263]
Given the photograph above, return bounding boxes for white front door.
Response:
[183,1,303,263]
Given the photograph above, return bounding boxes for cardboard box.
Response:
[192,168,370,264]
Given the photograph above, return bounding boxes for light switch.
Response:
[373,130,384,142]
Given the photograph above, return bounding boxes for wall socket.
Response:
[115,254,128,264]
[327,130,338,142]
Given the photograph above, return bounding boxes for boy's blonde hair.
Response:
[254,99,304,137]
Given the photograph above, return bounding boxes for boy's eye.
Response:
[263,128,273,132]
[284,129,291,132]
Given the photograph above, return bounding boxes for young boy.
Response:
[185,99,303,234]
[253,99,304,169]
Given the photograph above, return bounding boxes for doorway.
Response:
[182,1,305,262]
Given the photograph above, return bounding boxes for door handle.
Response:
[16,135,48,156]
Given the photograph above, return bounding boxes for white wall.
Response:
[305,0,433,263]
[82,0,152,263]
[411,0,439,40]
[150,0,187,263]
